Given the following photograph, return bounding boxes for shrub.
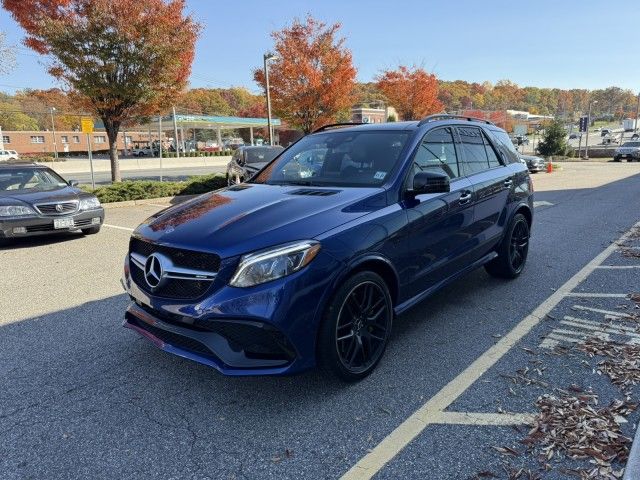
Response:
[21,153,59,162]
[537,119,570,157]
[82,174,227,203]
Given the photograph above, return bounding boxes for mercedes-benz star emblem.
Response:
[144,253,164,289]
[55,204,64,213]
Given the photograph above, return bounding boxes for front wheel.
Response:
[317,271,393,382]
[485,213,530,279]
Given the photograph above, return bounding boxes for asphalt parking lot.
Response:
[2,162,640,479]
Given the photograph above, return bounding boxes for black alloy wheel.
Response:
[318,271,393,381]
[485,213,530,279]
[509,219,529,274]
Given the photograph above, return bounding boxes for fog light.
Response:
[12,227,27,234]
[91,217,101,225]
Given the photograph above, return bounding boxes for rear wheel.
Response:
[485,213,530,279]
[318,271,393,381]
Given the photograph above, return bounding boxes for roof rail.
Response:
[312,122,363,133]
[417,114,495,127]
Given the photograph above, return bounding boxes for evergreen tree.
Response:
[537,119,569,156]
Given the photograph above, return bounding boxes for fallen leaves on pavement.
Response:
[522,393,634,479]
[578,338,640,389]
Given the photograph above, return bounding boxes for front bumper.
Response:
[122,250,341,376]
[528,162,545,172]
[0,208,105,238]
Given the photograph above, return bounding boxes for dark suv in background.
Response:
[122,115,533,381]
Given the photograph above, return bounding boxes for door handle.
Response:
[503,179,513,188]
[459,191,472,204]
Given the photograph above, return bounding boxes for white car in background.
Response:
[0,150,19,161]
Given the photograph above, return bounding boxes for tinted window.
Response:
[490,129,520,164]
[482,131,502,168]
[458,127,489,175]
[252,130,410,187]
[244,147,283,164]
[414,127,459,179]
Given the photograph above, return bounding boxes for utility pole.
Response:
[50,107,58,160]
[263,52,277,146]
[172,106,180,158]
[635,92,640,133]
[584,100,597,159]
[0,125,4,151]
[158,115,163,182]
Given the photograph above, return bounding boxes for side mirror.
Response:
[68,180,79,187]
[409,170,450,197]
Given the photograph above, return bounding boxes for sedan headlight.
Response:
[0,205,35,217]
[79,197,101,210]
[230,240,321,288]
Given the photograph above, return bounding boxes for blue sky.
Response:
[1,0,638,93]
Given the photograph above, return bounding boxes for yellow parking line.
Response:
[340,221,640,480]
[430,411,534,426]
[103,223,134,232]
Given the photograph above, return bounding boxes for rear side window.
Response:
[414,127,460,179]
[482,131,502,168]
[457,126,488,175]
[490,129,520,164]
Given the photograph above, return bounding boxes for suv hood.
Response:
[135,183,386,258]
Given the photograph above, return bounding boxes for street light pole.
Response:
[584,100,597,160]
[634,92,640,133]
[50,107,58,160]
[263,52,277,146]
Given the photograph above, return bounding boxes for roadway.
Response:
[2,163,640,479]
[68,164,227,185]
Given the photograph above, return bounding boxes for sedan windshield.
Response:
[245,147,283,164]
[0,168,68,192]
[252,130,410,187]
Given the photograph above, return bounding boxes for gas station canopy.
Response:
[154,114,281,130]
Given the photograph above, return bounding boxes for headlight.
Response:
[79,197,101,210]
[230,240,321,287]
[0,205,35,217]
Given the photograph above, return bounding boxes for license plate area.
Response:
[53,217,74,229]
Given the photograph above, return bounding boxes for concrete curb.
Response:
[624,422,640,480]
[102,194,197,209]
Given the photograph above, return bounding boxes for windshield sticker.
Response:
[374,171,386,180]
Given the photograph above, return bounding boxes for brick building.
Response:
[0,130,164,155]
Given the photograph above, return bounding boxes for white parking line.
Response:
[566,292,628,298]
[571,305,633,318]
[340,220,640,480]
[597,265,640,269]
[533,201,554,207]
[103,223,135,232]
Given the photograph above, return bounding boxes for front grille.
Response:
[35,202,78,216]
[25,217,95,233]
[130,237,220,271]
[130,262,211,299]
[26,223,54,233]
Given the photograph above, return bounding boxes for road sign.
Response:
[81,117,94,134]
[579,116,588,133]
[514,124,528,136]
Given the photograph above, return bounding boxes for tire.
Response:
[627,159,633,163]
[614,157,621,162]
[485,213,530,279]
[81,226,101,235]
[317,271,393,382]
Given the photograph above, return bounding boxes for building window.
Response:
[61,135,68,144]
[73,136,80,143]
[2,135,9,144]
[125,135,132,144]
[30,136,45,144]
[94,136,106,144]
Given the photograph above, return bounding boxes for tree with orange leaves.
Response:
[254,15,357,134]
[376,66,443,121]
[2,0,199,182]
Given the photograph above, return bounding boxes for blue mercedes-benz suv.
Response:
[122,115,533,381]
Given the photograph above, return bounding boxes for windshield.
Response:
[0,168,68,192]
[251,130,410,187]
[245,147,283,164]
[622,142,640,147]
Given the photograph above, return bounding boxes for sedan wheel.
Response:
[318,271,392,381]
[485,213,530,279]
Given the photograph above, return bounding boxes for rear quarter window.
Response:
[488,129,520,164]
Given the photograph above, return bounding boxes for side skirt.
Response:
[394,251,499,316]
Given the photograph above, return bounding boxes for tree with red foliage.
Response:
[3,0,200,182]
[254,15,357,134]
[376,66,443,121]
